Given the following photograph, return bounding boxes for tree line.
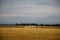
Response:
[16,23,60,26]
[0,23,60,26]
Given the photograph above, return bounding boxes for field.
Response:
[0,26,60,40]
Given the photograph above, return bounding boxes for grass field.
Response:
[0,26,60,40]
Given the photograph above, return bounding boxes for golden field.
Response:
[0,26,60,40]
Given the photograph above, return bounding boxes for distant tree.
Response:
[51,24,55,26]
[30,23,38,26]
[45,24,50,26]
[55,24,60,26]
[40,24,44,26]
[16,23,18,26]
[20,23,28,26]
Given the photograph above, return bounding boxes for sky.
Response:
[0,0,60,24]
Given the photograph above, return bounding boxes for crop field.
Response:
[0,26,60,40]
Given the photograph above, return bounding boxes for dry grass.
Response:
[0,26,60,40]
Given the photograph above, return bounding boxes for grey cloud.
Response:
[1,0,60,6]
[0,0,60,24]
[55,0,60,4]
[0,16,60,24]
[32,0,59,6]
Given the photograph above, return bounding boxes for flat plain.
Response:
[0,26,60,40]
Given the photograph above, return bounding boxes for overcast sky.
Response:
[0,0,60,24]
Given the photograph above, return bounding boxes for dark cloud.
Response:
[55,0,60,6]
[55,0,60,3]
[32,0,59,6]
[0,0,59,6]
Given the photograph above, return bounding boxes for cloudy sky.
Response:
[0,0,60,24]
